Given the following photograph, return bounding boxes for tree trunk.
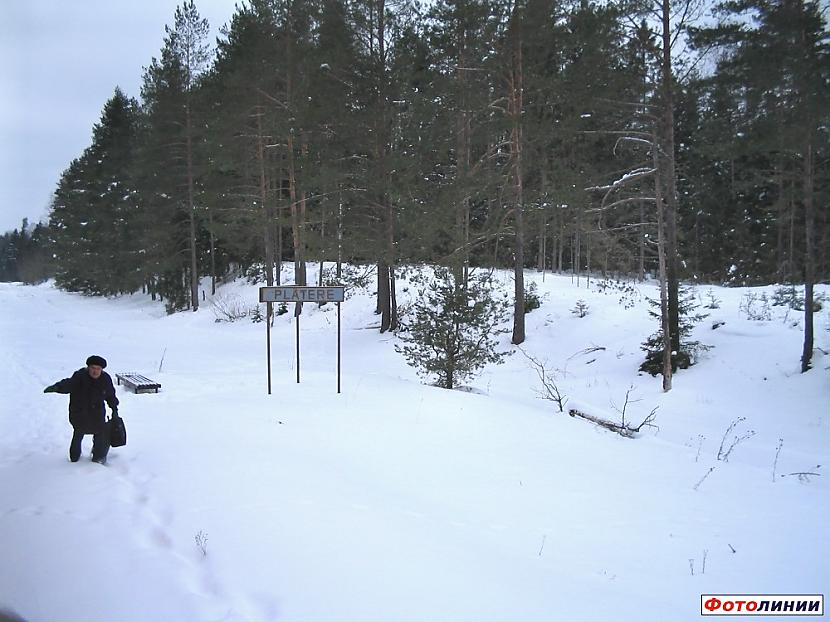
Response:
[337,187,343,279]
[509,5,525,345]
[209,210,216,295]
[277,207,283,286]
[801,138,815,372]
[257,102,275,287]
[455,26,471,287]
[373,0,395,333]
[586,232,592,288]
[660,0,680,356]
[639,201,646,281]
[390,266,398,330]
[653,130,672,392]
[538,169,548,272]
[575,217,581,286]
[287,132,306,287]
[185,99,199,311]
[378,260,390,323]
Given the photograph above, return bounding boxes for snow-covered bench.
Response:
[116,373,161,394]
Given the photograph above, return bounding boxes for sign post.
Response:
[337,301,341,394]
[266,301,273,394]
[259,286,346,394]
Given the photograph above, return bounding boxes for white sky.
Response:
[0,0,237,233]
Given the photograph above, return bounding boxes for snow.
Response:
[1,269,828,622]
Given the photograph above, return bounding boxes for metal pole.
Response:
[337,301,341,394]
[266,301,272,394]
[295,312,300,384]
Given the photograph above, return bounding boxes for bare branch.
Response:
[582,129,653,140]
[567,346,606,361]
[594,97,663,112]
[614,136,653,153]
[586,168,655,193]
[586,197,657,213]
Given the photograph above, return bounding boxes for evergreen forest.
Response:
[3,0,828,381]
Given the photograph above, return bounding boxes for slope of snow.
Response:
[0,268,827,622]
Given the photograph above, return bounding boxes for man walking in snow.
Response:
[43,355,119,464]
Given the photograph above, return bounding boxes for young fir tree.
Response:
[640,284,709,375]
[396,267,511,389]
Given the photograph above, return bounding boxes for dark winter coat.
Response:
[49,369,119,434]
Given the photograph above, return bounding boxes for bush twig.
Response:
[693,466,716,491]
[519,347,568,413]
[772,438,783,483]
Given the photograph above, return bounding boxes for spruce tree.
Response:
[50,88,140,295]
[640,285,709,375]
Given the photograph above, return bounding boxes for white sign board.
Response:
[259,286,345,304]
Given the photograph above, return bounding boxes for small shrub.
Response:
[772,285,825,312]
[524,282,542,314]
[322,264,374,292]
[571,299,590,318]
[704,288,721,309]
[739,292,771,321]
[245,264,266,284]
[195,530,208,557]
[717,417,755,462]
[250,305,265,323]
[210,293,249,323]
[594,278,640,309]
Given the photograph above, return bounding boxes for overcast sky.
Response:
[0,1,237,233]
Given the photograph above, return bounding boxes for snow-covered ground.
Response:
[1,267,827,622]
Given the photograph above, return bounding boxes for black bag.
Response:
[109,415,127,448]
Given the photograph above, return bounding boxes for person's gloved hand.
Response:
[43,384,58,393]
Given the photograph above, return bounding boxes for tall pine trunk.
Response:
[509,5,525,345]
[185,97,199,311]
[660,0,680,355]
[454,24,472,287]
[373,0,396,333]
[801,137,815,372]
[286,133,308,288]
[256,101,275,287]
[653,129,672,392]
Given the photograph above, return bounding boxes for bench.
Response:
[116,373,161,394]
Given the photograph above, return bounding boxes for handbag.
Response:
[109,414,127,448]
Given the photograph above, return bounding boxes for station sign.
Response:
[259,286,345,304]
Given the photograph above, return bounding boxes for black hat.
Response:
[86,355,107,369]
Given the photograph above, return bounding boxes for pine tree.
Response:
[208,0,288,288]
[137,1,211,311]
[396,267,511,389]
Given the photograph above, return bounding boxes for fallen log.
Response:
[568,406,658,438]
